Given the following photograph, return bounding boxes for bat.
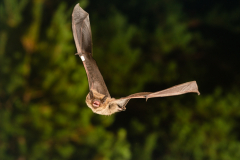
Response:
[72,4,200,115]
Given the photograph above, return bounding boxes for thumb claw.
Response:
[75,52,82,56]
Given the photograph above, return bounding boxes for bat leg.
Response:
[117,104,126,111]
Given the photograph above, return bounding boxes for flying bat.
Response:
[72,4,200,115]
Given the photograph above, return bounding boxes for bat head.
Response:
[85,90,125,115]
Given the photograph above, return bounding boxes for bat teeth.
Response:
[93,100,100,107]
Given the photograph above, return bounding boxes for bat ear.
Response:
[111,99,130,110]
[101,95,108,103]
[89,90,94,99]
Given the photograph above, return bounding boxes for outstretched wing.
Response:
[72,4,110,97]
[72,3,92,55]
[111,81,200,109]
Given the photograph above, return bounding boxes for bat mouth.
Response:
[93,100,100,107]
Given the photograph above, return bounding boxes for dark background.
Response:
[1,0,240,159]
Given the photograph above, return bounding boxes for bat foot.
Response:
[145,96,148,102]
[116,104,126,111]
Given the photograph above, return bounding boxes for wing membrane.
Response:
[111,81,200,108]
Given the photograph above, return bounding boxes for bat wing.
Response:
[72,4,110,97]
[72,3,92,55]
[111,81,200,109]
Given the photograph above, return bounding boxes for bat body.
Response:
[72,4,200,115]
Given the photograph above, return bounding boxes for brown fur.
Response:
[85,89,120,115]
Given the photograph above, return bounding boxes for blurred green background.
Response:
[1,0,240,159]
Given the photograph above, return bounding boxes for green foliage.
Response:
[0,1,130,159]
[163,91,240,160]
[1,0,240,159]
